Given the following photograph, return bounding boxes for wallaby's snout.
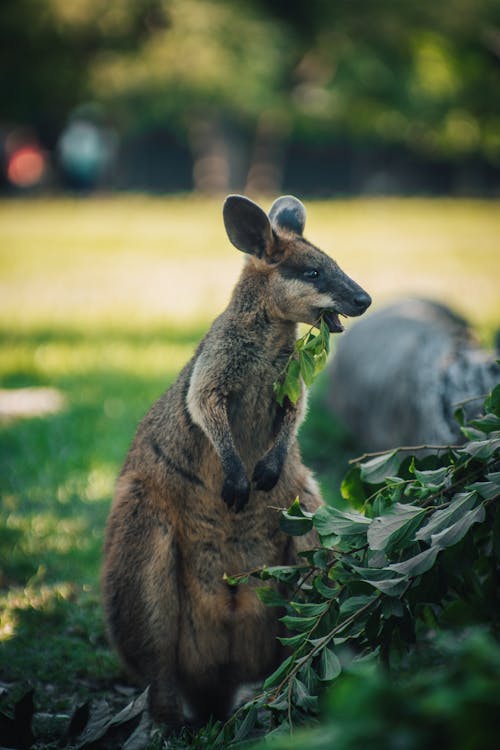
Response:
[223,194,371,333]
[320,263,371,332]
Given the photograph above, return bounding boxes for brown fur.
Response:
[102,195,370,727]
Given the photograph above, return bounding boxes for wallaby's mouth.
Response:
[322,309,345,334]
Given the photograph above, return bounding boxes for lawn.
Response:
[1,196,499,744]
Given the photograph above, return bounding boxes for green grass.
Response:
[0,196,499,737]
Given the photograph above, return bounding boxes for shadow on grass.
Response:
[0,325,204,586]
[0,323,205,714]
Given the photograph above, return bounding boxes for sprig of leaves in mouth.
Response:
[273,315,331,406]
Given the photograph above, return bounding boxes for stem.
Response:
[289,565,320,600]
[274,319,321,384]
[452,393,489,407]
[362,478,415,509]
[223,564,267,583]
[350,445,462,464]
[270,594,377,700]
[420,462,488,507]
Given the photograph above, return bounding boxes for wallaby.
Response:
[102,195,371,727]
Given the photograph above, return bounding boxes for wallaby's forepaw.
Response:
[252,452,282,492]
[221,471,250,512]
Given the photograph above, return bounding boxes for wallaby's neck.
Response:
[229,265,297,346]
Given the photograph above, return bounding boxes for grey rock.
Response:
[327,299,500,451]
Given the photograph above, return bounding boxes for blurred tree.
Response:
[249,0,500,160]
[0,0,165,143]
[1,0,499,191]
[86,0,293,192]
[86,0,500,190]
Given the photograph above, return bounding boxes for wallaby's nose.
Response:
[353,292,372,312]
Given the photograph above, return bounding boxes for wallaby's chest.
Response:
[227,370,282,459]
[211,330,293,459]
[180,505,286,586]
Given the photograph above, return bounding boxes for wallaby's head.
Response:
[223,194,371,332]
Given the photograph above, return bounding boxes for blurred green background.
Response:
[1,0,500,194]
[1,0,500,741]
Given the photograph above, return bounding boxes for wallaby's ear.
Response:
[269,195,306,236]
[223,195,273,258]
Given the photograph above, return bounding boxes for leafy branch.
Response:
[214,383,500,747]
[273,316,331,406]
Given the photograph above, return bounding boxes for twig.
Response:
[271,594,377,700]
[349,444,462,464]
[274,319,321,385]
[452,393,489,407]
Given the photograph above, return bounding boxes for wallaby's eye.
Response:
[303,269,319,280]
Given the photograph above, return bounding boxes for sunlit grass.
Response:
[0,196,499,333]
[0,195,499,717]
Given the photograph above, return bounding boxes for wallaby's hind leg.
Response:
[103,474,183,725]
[183,668,238,723]
[149,673,184,728]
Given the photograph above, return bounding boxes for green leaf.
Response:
[461,437,500,460]
[360,451,403,484]
[313,349,328,375]
[281,357,302,405]
[350,564,408,595]
[280,513,313,536]
[416,491,478,541]
[277,632,308,647]
[314,505,370,537]
[233,705,257,742]
[313,575,339,599]
[292,677,318,712]
[256,586,287,607]
[430,504,486,549]
[287,496,314,518]
[291,601,330,617]
[485,384,500,416]
[304,332,322,355]
[469,413,500,434]
[362,576,408,596]
[298,349,315,387]
[273,379,286,407]
[382,598,404,618]
[339,595,377,617]
[320,317,331,354]
[460,426,488,441]
[388,545,440,577]
[280,497,314,536]
[312,548,331,568]
[341,466,366,510]
[265,698,289,714]
[412,466,450,488]
[263,653,295,689]
[223,572,249,586]
[280,614,318,632]
[318,647,342,681]
[467,481,499,501]
[367,504,426,551]
[351,565,398,582]
[260,565,303,583]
